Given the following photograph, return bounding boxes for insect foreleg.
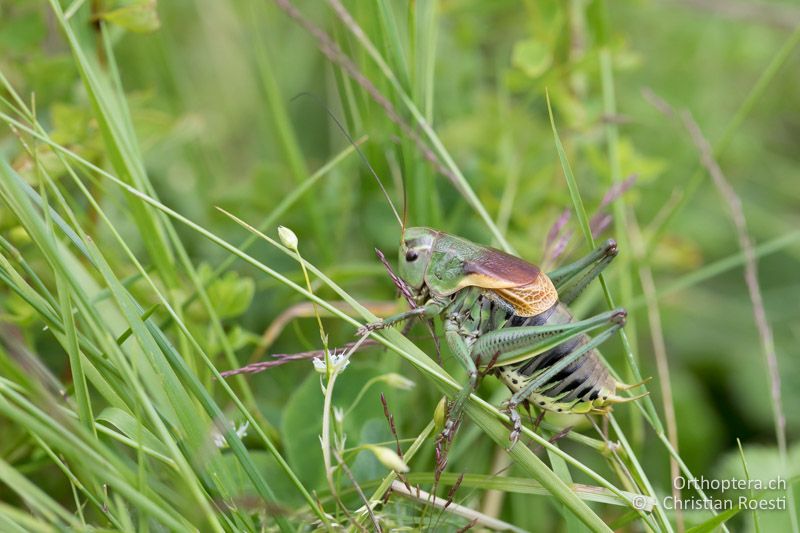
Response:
[504,315,626,446]
[470,308,626,368]
[547,239,618,304]
[357,300,445,335]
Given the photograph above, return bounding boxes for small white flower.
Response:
[278,225,298,251]
[334,407,345,425]
[312,351,350,375]
[212,421,250,449]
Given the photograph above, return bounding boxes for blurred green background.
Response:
[1,0,798,531]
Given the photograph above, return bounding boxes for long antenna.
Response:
[290,93,403,229]
[401,167,408,240]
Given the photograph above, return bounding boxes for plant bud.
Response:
[277,225,298,251]
[365,445,409,473]
[382,373,415,391]
[434,396,447,433]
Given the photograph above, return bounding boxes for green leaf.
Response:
[0,10,46,52]
[188,264,255,320]
[512,38,552,78]
[97,407,169,458]
[100,0,160,33]
[685,506,740,533]
[205,325,259,355]
[282,366,389,489]
[50,103,92,145]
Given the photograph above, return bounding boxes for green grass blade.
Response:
[46,0,179,288]
[405,472,655,509]
[685,507,740,533]
[0,116,333,527]
[546,91,672,532]
[323,0,513,252]
[14,136,624,528]
[0,379,191,530]
[0,458,80,529]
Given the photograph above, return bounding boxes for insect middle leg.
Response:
[547,239,618,304]
[441,317,480,441]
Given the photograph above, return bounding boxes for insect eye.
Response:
[405,250,419,262]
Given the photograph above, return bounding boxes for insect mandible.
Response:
[360,227,645,445]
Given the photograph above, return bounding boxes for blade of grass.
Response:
[5,127,651,528]
[410,0,437,123]
[367,0,439,228]
[0,458,81,529]
[375,0,411,92]
[0,257,130,410]
[52,234,96,438]
[29,433,123,529]
[685,507,740,533]
[277,0,513,252]
[737,439,761,533]
[405,473,655,510]
[630,210,683,528]
[46,0,180,292]
[546,91,672,532]
[4,159,287,531]
[390,480,527,532]
[245,0,331,261]
[1,155,327,528]
[0,102,335,524]
[0,243,137,400]
[0,379,192,530]
[0,162,228,531]
[0,503,57,533]
[2,50,329,525]
[596,0,645,452]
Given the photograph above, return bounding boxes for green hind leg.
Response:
[469,308,627,368]
[464,307,625,446]
[440,308,626,444]
[547,239,618,305]
[503,315,626,447]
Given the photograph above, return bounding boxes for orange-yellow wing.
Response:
[493,274,558,317]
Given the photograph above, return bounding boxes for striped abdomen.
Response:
[495,303,618,414]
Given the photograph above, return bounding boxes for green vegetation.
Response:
[1,0,798,530]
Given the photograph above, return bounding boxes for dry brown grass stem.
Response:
[272,0,461,193]
[682,111,785,454]
[645,88,795,531]
[629,211,684,532]
[667,0,800,31]
[388,481,526,533]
